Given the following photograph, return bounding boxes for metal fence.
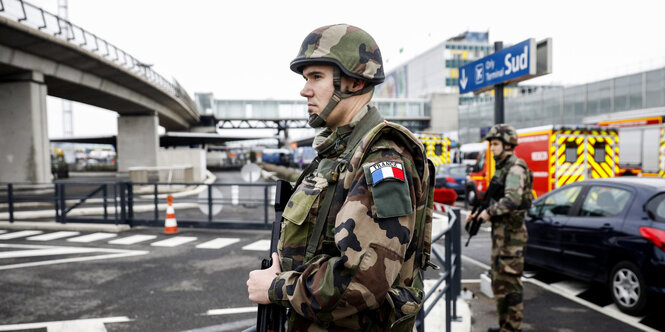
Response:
[1,181,277,229]
[0,0,198,114]
[1,181,462,330]
[416,206,462,332]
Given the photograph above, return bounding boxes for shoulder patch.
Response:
[368,161,405,185]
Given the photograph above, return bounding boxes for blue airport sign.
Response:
[458,38,537,94]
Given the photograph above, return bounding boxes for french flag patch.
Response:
[369,161,405,185]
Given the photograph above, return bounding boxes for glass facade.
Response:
[458,67,665,143]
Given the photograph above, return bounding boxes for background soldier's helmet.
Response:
[290,24,385,85]
[485,124,519,147]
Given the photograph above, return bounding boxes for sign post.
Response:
[458,38,552,126]
[494,41,505,124]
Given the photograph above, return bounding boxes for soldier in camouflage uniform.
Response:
[247,24,435,331]
[467,124,533,332]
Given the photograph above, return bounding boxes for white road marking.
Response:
[0,230,43,240]
[196,238,240,249]
[550,280,589,296]
[205,307,257,315]
[460,250,657,332]
[602,303,647,327]
[0,230,6,234]
[67,232,117,243]
[185,318,255,332]
[27,231,80,241]
[525,277,657,332]
[0,316,131,331]
[0,243,148,270]
[109,235,157,245]
[242,239,270,251]
[0,247,94,259]
[151,236,197,247]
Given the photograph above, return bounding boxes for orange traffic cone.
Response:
[164,195,178,234]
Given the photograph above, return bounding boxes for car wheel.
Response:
[465,187,476,209]
[610,261,647,315]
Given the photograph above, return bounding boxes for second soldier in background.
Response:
[467,124,533,332]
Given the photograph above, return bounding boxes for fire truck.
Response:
[465,125,619,201]
[416,133,451,166]
[590,116,665,177]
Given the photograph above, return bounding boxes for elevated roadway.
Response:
[0,0,201,182]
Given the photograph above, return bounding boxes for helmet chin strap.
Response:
[308,66,374,128]
[493,143,513,161]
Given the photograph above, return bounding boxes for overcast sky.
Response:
[28,0,665,137]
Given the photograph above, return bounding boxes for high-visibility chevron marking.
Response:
[27,231,80,241]
[0,230,43,240]
[68,232,117,243]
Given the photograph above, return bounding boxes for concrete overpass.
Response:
[0,1,200,182]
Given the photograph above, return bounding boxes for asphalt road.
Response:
[1,169,664,331]
[459,219,665,332]
[0,227,270,332]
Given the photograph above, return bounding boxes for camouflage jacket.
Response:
[487,154,533,256]
[268,104,431,331]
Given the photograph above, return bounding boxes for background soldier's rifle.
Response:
[465,178,503,247]
[256,179,292,332]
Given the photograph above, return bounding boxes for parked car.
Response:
[435,163,468,197]
[525,177,665,315]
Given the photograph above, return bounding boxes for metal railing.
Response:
[2,181,463,330]
[0,0,198,115]
[416,206,462,332]
[1,181,277,229]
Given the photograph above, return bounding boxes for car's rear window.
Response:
[646,193,665,223]
[448,166,467,177]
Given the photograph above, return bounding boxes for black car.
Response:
[435,164,468,197]
[525,177,665,315]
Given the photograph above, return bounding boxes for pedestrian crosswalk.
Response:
[0,229,269,251]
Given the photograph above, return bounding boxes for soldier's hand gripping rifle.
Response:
[256,179,293,332]
[465,178,503,247]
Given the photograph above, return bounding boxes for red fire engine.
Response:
[465,125,619,200]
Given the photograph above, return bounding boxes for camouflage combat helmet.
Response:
[291,24,384,128]
[485,124,518,149]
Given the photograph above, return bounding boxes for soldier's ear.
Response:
[348,78,366,92]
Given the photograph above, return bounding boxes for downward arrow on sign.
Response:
[459,69,468,90]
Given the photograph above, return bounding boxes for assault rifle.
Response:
[254,179,292,332]
[465,178,503,247]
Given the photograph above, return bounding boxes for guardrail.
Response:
[1,181,463,331]
[0,0,198,115]
[416,205,462,332]
[0,181,276,229]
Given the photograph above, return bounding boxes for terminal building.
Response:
[458,66,665,143]
[199,31,665,148]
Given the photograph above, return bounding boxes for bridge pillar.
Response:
[117,114,159,172]
[0,71,52,183]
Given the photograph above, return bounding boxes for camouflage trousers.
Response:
[491,254,524,332]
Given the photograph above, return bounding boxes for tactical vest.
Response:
[492,154,534,211]
[277,106,435,331]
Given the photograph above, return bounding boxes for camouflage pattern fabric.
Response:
[269,105,431,331]
[290,24,384,84]
[485,124,519,148]
[487,154,533,332]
